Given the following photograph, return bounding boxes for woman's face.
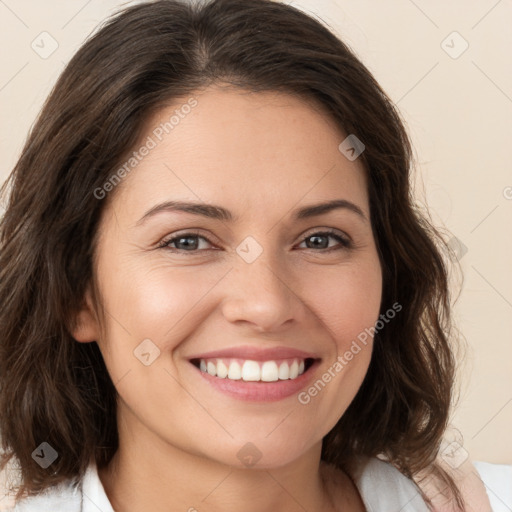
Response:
[76,86,382,469]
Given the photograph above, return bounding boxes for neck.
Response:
[97,416,363,512]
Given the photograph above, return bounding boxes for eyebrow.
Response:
[136,198,367,226]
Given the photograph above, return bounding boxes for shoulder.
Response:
[349,457,430,511]
[473,460,512,510]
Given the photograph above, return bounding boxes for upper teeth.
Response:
[198,358,306,382]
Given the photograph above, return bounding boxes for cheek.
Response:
[296,260,381,426]
[99,252,227,350]
[308,258,383,350]
[92,257,219,411]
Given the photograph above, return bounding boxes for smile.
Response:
[193,357,315,382]
[187,346,321,401]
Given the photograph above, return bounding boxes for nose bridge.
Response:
[221,239,299,331]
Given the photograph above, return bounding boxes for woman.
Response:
[0,0,494,510]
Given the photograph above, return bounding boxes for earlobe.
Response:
[71,288,101,343]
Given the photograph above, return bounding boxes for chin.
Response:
[198,435,319,471]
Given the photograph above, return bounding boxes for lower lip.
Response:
[192,360,321,402]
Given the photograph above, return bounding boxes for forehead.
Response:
[109,86,369,222]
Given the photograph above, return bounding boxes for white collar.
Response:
[80,456,428,512]
[81,460,115,512]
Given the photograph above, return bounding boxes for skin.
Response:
[72,85,384,511]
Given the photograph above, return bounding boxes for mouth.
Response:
[190,357,317,382]
[187,346,321,402]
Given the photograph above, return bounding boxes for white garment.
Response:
[0,456,428,511]
[2,457,510,511]
[473,461,512,512]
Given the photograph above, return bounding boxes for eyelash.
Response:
[157,229,352,254]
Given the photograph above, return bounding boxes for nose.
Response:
[220,250,305,333]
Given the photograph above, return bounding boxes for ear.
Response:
[71,285,101,343]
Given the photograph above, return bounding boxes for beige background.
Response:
[0,0,511,465]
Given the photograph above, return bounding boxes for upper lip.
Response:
[188,345,319,361]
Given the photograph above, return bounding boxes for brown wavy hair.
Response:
[0,0,463,508]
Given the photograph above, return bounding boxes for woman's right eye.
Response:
[158,232,216,253]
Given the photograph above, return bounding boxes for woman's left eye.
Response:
[298,231,352,251]
[158,230,351,254]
